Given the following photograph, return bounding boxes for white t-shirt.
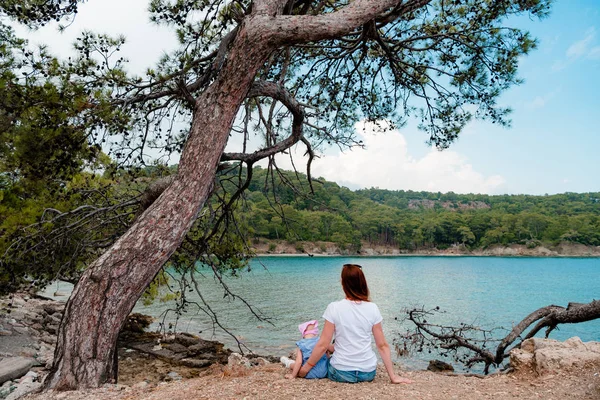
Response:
[323,299,383,372]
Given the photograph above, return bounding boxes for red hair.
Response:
[341,264,369,301]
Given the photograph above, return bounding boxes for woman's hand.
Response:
[390,375,413,384]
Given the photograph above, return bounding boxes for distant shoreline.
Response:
[254,253,600,258]
[251,241,600,258]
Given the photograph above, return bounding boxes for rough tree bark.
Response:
[45,0,409,390]
[45,17,273,391]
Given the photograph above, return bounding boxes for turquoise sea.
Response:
[132,256,600,369]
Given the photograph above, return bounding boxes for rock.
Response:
[0,357,35,385]
[5,382,41,400]
[164,343,189,353]
[427,360,454,372]
[160,335,176,344]
[24,313,43,324]
[10,297,26,308]
[228,353,251,368]
[38,303,64,315]
[151,344,163,351]
[133,381,149,389]
[174,333,201,347]
[0,381,15,399]
[164,371,182,381]
[510,337,600,374]
[186,342,218,357]
[16,348,36,358]
[43,314,61,326]
[51,312,63,320]
[19,371,38,383]
[12,326,29,335]
[45,324,59,335]
[252,357,270,366]
[40,334,57,345]
[122,313,153,334]
[0,329,12,336]
[180,358,212,368]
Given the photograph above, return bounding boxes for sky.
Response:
[11,0,600,195]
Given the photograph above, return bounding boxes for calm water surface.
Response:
[131,256,600,369]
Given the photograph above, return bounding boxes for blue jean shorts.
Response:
[327,362,376,383]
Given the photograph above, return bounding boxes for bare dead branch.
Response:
[398,300,600,374]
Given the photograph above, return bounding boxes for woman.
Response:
[298,264,413,384]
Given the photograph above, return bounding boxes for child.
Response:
[280,320,331,379]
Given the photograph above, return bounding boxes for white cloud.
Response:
[588,46,600,60]
[11,0,178,75]
[554,27,599,70]
[552,27,600,72]
[566,28,595,58]
[525,96,548,110]
[524,91,558,110]
[551,60,568,72]
[271,121,506,194]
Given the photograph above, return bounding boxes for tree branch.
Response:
[221,80,305,163]
[263,0,432,44]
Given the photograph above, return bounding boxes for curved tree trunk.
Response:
[44,0,407,389]
[45,19,273,390]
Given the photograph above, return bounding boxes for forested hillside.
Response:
[235,166,600,252]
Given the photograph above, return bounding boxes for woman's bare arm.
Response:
[372,322,413,384]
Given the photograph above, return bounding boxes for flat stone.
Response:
[31,323,43,331]
[38,303,64,315]
[0,385,14,399]
[174,333,201,347]
[186,342,216,356]
[164,371,182,381]
[5,382,42,400]
[133,381,149,389]
[12,326,29,335]
[45,324,59,335]
[10,298,26,307]
[16,348,36,358]
[0,357,35,385]
[164,343,188,353]
[180,358,212,368]
[40,334,56,345]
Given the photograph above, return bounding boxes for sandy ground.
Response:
[27,362,600,400]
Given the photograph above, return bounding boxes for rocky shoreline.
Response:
[0,293,276,399]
